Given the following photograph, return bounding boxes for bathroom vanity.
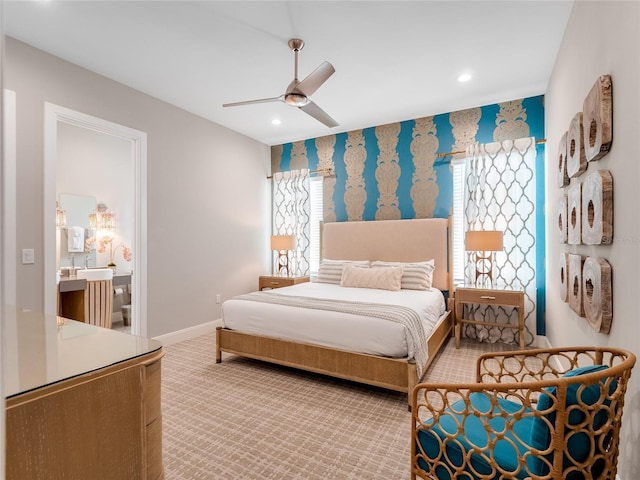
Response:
[4,308,164,479]
[58,271,132,326]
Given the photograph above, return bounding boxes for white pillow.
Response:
[371,259,435,290]
[316,259,370,285]
[340,264,402,291]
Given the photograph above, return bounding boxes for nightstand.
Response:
[259,275,310,291]
[453,285,525,349]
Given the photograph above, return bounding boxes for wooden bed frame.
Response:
[216,217,454,406]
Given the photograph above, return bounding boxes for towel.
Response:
[67,226,85,253]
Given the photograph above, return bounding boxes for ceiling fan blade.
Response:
[223,97,281,107]
[296,61,335,97]
[300,101,339,128]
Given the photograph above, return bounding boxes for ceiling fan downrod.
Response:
[286,38,307,106]
[289,38,304,82]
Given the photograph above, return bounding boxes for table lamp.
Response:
[271,235,296,277]
[465,230,503,287]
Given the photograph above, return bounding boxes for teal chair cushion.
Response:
[416,392,535,480]
[529,364,611,478]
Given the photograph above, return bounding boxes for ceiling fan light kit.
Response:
[223,38,338,128]
[284,93,309,107]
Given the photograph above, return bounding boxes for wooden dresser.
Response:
[4,309,164,480]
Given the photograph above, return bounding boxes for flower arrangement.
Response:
[84,235,132,268]
[85,236,96,253]
[98,236,132,267]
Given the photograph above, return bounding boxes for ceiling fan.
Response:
[223,38,338,128]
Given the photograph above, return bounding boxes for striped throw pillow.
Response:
[371,260,435,290]
[316,259,370,284]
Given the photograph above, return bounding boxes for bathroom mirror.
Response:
[57,193,97,269]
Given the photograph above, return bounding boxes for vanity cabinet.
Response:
[4,310,164,480]
[58,278,86,321]
[58,273,131,326]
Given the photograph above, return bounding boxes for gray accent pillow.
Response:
[316,259,370,285]
[371,260,435,290]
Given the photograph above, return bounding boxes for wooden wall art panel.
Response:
[582,169,613,245]
[568,254,586,317]
[559,252,569,302]
[566,112,587,178]
[557,131,569,188]
[558,192,568,243]
[556,74,614,332]
[567,182,582,245]
[583,75,613,162]
[582,256,612,333]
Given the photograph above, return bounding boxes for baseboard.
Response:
[535,335,553,349]
[535,335,573,372]
[153,319,222,346]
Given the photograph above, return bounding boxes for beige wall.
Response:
[545,2,640,478]
[5,37,271,337]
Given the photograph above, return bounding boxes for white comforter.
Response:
[222,282,446,360]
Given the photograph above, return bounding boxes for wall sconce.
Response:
[90,203,116,232]
[55,201,67,228]
[465,230,503,287]
[89,212,97,230]
[271,235,296,277]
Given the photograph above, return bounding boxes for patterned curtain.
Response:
[463,137,537,346]
[272,169,311,276]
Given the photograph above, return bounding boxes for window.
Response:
[451,159,466,284]
[309,176,323,276]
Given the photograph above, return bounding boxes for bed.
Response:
[216,218,453,407]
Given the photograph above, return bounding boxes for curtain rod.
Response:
[267,167,334,180]
[436,138,546,158]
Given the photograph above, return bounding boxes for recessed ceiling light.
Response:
[272,118,281,125]
[458,73,472,83]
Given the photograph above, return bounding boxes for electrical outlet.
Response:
[215,294,221,304]
[22,248,35,264]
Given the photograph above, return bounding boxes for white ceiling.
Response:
[4,1,574,146]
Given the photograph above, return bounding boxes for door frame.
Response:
[44,103,148,336]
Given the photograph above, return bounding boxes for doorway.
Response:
[44,103,148,336]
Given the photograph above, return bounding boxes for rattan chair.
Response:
[411,347,636,480]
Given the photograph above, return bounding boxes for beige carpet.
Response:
[161,332,514,479]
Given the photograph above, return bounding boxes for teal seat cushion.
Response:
[529,364,611,478]
[416,392,534,480]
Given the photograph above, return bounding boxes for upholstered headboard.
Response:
[321,218,452,292]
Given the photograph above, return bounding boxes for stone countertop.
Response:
[58,272,132,292]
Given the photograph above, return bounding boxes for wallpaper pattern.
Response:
[495,99,531,141]
[375,123,401,220]
[273,95,544,224]
[451,107,482,154]
[344,130,367,221]
[316,135,337,223]
[410,117,439,218]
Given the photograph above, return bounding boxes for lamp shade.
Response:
[465,230,503,252]
[271,235,296,251]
